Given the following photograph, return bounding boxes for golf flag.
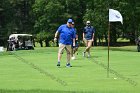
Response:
[107,9,123,77]
[109,9,123,24]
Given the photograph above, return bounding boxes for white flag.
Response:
[109,9,123,24]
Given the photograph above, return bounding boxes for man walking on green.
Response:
[54,19,75,67]
[83,21,95,57]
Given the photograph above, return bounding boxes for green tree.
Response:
[83,0,108,46]
[1,0,140,47]
[0,0,14,46]
[33,0,65,46]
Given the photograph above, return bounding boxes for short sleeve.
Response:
[83,27,86,33]
[92,26,95,33]
[72,28,76,39]
[57,25,63,33]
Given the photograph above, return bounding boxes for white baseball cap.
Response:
[86,21,90,24]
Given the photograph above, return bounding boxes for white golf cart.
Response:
[7,34,34,51]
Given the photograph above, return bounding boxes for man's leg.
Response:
[65,45,72,67]
[71,47,73,57]
[84,40,90,54]
[71,47,77,60]
[75,47,79,55]
[83,39,88,57]
[57,44,65,66]
[57,53,62,65]
[87,40,93,57]
[84,40,93,57]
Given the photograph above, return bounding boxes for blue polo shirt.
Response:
[57,24,75,45]
[73,28,77,38]
[71,28,77,47]
[83,26,95,40]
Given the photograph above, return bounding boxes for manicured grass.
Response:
[0,46,139,93]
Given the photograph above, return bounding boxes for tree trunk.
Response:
[110,23,117,46]
[94,36,97,46]
[45,39,49,47]
[39,40,43,47]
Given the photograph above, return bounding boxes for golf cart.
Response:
[7,34,34,51]
[135,37,140,52]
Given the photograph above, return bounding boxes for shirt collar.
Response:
[66,24,71,28]
[86,26,91,28]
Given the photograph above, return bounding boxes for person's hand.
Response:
[73,42,75,47]
[54,37,57,42]
[91,38,94,42]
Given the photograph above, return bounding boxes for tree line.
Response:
[0,0,140,47]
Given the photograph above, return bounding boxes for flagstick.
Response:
[107,22,110,78]
[108,9,123,78]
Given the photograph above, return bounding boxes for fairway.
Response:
[0,46,140,93]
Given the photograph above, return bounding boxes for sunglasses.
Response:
[68,22,72,24]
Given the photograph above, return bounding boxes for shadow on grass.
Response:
[58,65,83,68]
[0,50,53,56]
[0,89,93,93]
[0,89,134,93]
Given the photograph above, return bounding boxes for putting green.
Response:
[0,46,139,93]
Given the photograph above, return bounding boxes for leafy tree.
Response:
[33,0,65,46]
[0,0,13,46]
[1,0,140,47]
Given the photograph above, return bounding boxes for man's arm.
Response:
[92,27,95,41]
[73,38,75,47]
[54,31,59,38]
[83,27,85,40]
[83,33,85,40]
[54,31,59,42]
[72,30,76,47]
[92,33,94,41]
[76,34,78,40]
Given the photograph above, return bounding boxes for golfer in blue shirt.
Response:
[54,19,76,67]
[71,22,79,60]
[83,21,95,57]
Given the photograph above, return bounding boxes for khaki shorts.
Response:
[58,43,72,54]
[83,38,93,45]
